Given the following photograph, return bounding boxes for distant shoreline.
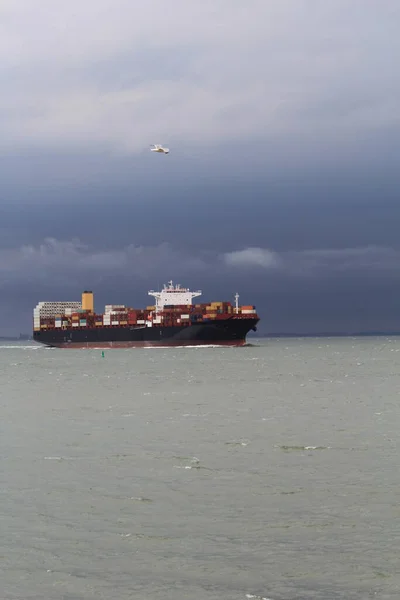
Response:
[249,332,400,338]
[0,336,32,341]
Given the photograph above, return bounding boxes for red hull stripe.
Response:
[45,340,248,349]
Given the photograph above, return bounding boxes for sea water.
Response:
[1,337,399,599]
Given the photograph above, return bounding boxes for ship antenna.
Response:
[234,292,239,314]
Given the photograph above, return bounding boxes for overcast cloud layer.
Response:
[1,0,399,154]
[1,1,400,335]
[3,238,400,283]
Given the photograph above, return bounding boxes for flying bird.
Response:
[150,144,169,154]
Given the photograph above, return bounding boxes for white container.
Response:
[105,305,126,313]
[72,323,79,327]
[111,321,119,325]
[180,314,190,319]
[137,320,145,325]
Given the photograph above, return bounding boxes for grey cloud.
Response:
[223,245,400,277]
[224,247,281,269]
[1,0,399,154]
[0,238,207,287]
[1,1,400,336]
[2,239,400,291]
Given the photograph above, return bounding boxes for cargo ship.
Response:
[32,281,259,348]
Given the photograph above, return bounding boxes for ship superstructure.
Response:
[33,281,259,348]
[149,281,202,312]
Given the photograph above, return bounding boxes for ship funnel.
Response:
[82,290,94,312]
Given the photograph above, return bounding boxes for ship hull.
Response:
[33,318,258,349]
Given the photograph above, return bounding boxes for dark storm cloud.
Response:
[2,167,400,334]
[2,236,400,337]
[1,238,398,285]
[223,246,400,276]
[1,0,400,334]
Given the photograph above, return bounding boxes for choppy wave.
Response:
[142,344,243,349]
[0,344,42,350]
[277,445,330,452]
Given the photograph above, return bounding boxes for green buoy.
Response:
[101,351,105,358]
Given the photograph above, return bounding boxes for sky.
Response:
[1,0,400,335]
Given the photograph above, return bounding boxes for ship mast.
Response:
[234,292,239,314]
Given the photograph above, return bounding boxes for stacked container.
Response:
[241,305,257,314]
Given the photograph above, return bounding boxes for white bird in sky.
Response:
[150,144,169,154]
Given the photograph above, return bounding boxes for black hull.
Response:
[33,318,258,348]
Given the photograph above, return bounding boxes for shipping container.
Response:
[105,305,126,311]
